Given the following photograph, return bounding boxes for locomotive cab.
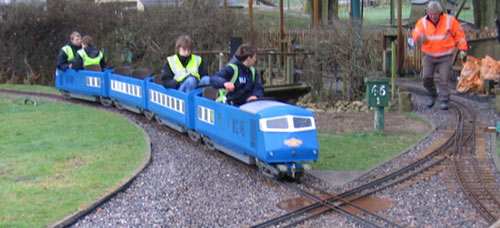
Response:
[240,101,319,179]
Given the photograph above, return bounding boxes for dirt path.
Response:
[314,111,430,133]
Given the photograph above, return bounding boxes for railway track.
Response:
[3,87,500,226]
[253,92,500,226]
[450,100,500,224]
[252,179,402,228]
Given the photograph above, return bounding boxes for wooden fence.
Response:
[261,28,499,75]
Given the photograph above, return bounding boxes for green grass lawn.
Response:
[247,1,475,30]
[312,113,430,171]
[0,83,60,95]
[0,94,147,227]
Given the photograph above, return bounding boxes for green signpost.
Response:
[365,77,390,132]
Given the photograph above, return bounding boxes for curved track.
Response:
[253,88,500,227]
[450,100,500,224]
[4,87,500,226]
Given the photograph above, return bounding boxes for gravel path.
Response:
[302,92,500,228]
[70,90,500,227]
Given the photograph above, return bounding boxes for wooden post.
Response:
[223,0,227,11]
[218,53,224,70]
[455,0,467,18]
[390,0,394,26]
[279,0,284,52]
[175,0,178,7]
[374,106,385,132]
[313,0,319,29]
[397,0,403,76]
[440,0,447,12]
[249,0,254,33]
[398,92,412,112]
[286,57,294,84]
[268,54,273,85]
[391,41,397,101]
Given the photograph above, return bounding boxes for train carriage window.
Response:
[210,110,214,123]
[176,100,180,111]
[218,113,222,126]
[260,115,316,132]
[86,77,91,86]
[293,117,312,128]
[267,118,288,129]
[198,107,202,119]
[96,78,101,87]
[181,101,184,113]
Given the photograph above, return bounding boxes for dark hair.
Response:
[175,35,194,53]
[235,43,257,62]
[70,31,81,41]
[81,35,93,46]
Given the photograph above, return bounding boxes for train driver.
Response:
[57,31,82,71]
[161,35,210,93]
[210,43,264,106]
[73,35,105,71]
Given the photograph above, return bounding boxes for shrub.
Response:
[0,0,244,85]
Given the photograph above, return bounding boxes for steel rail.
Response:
[450,100,500,224]
[252,87,469,227]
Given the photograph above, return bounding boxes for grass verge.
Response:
[0,94,147,228]
[0,83,60,95]
[311,114,429,171]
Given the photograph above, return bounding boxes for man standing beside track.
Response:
[57,31,82,71]
[412,1,468,110]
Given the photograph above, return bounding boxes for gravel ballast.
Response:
[70,91,500,228]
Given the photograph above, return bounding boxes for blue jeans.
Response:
[178,76,211,93]
[199,76,210,86]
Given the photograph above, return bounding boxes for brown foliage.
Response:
[0,1,244,85]
[263,20,380,102]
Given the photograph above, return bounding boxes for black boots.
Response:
[426,96,436,108]
[440,101,449,110]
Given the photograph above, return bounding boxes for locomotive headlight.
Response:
[269,151,274,157]
[313,150,317,155]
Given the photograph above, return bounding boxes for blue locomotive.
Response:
[55,67,319,180]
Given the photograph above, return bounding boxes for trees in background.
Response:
[472,0,500,29]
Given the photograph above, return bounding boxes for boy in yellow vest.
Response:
[161,35,210,92]
[73,35,105,71]
[210,43,264,106]
[57,31,81,70]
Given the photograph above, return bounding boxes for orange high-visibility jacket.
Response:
[412,13,468,57]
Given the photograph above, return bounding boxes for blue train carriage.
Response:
[144,75,196,133]
[193,91,319,180]
[54,68,112,106]
[108,68,151,114]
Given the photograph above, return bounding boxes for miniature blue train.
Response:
[55,67,319,179]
